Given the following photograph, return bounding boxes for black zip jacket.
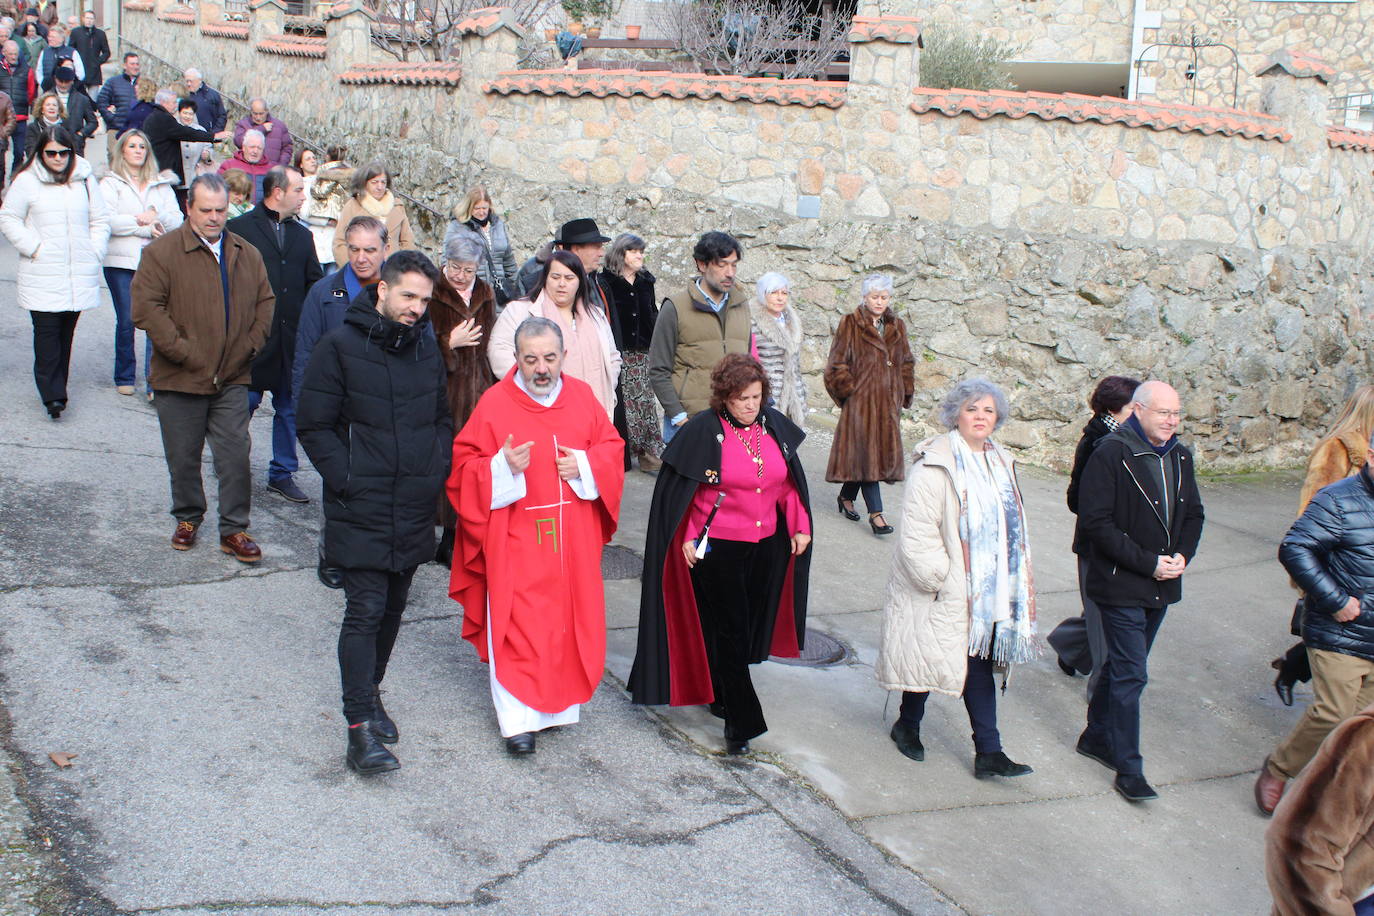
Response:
[1077,423,1205,608]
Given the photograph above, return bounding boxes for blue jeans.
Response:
[839,481,882,514]
[104,267,137,385]
[11,120,25,172]
[899,655,1002,753]
[1084,603,1168,777]
[247,386,298,484]
[663,414,682,444]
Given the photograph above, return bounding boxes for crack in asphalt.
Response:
[0,440,166,460]
[0,565,312,595]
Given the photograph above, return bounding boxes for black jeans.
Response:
[689,535,788,742]
[899,655,1002,753]
[839,481,882,514]
[1084,603,1167,777]
[30,310,80,404]
[339,566,417,725]
[152,386,252,537]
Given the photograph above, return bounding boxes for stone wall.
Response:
[898,0,1134,65]
[118,4,1374,470]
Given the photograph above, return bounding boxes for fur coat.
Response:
[823,307,915,484]
[1299,430,1367,514]
[748,297,806,426]
[1266,703,1374,915]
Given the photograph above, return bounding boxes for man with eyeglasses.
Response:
[1074,380,1205,803]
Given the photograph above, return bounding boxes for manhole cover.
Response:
[770,629,850,668]
[602,545,644,580]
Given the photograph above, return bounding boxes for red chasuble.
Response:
[448,369,625,713]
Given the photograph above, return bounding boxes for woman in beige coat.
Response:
[330,160,415,266]
[877,378,1038,780]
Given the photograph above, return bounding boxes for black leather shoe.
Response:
[724,738,749,755]
[890,721,924,761]
[837,495,860,521]
[317,554,344,590]
[1057,657,1080,677]
[44,400,63,419]
[1076,732,1117,772]
[267,477,310,504]
[371,689,398,744]
[506,732,536,755]
[1271,658,1295,707]
[346,723,400,775]
[1114,773,1159,802]
[869,513,894,535]
[435,527,454,568]
[975,751,1033,779]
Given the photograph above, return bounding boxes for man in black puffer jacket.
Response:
[296,250,450,777]
[1257,441,1374,815]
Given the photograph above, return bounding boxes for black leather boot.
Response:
[974,751,1033,779]
[346,723,400,775]
[890,721,924,761]
[371,689,398,744]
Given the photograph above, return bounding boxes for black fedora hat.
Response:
[554,218,610,246]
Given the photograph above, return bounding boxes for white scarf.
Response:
[948,431,1037,664]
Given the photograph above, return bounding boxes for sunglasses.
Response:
[42,148,72,158]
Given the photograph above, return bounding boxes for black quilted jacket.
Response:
[1281,468,1374,662]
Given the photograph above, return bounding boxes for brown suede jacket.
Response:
[1267,704,1374,915]
[131,222,275,395]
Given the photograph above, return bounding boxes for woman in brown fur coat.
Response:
[823,274,916,535]
[1273,385,1374,703]
[431,231,498,566]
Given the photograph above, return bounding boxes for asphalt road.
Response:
[0,231,1305,914]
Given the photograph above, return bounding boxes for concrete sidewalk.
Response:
[0,236,1300,914]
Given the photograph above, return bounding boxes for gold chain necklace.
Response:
[731,421,764,478]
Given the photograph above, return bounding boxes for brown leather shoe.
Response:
[220,532,262,563]
[171,521,198,550]
[638,453,662,474]
[1255,759,1286,817]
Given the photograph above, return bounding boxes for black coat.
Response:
[1077,423,1205,608]
[1281,469,1374,662]
[142,106,210,181]
[0,58,32,119]
[601,268,658,351]
[227,204,325,392]
[1067,413,1118,554]
[296,291,452,572]
[628,405,811,706]
[69,26,109,86]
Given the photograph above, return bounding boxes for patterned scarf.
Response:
[948,431,1038,664]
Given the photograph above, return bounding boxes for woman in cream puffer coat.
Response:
[0,125,110,418]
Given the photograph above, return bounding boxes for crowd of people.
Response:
[2,15,1374,910]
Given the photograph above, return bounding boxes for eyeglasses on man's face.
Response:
[1146,407,1183,420]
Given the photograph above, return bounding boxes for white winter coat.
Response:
[0,156,110,313]
[98,170,184,271]
[488,292,622,412]
[876,433,1023,696]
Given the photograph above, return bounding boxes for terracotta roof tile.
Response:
[847,15,921,44]
[202,20,250,38]
[1329,126,1374,153]
[910,87,1291,142]
[454,5,525,38]
[325,0,375,20]
[122,0,153,10]
[339,62,462,87]
[1258,48,1336,84]
[485,69,845,108]
[157,5,196,23]
[257,34,327,57]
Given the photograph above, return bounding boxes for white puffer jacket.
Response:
[99,170,184,271]
[0,156,110,313]
[875,433,1022,697]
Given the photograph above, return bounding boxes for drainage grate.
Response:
[602,545,644,580]
[770,629,851,668]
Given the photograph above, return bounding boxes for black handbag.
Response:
[482,243,512,307]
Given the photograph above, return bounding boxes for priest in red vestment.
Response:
[448,316,625,755]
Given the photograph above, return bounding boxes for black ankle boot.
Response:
[890,721,924,761]
[346,722,400,775]
[974,751,1033,779]
[371,689,398,744]
[435,527,455,568]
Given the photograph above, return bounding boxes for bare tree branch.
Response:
[653,0,846,79]
[371,0,559,62]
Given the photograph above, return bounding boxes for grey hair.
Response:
[444,230,484,266]
[183,67,202,79]
[756,271,790,303]
[860,273,894,301]
[604,232,645,276]
[241,128,265,146]
[514,316,564,351]
[154,88,177,107]
[187,173,228,207]
[1131,380,1169,407]
[937,377,1011,431]
[249,97,268,110]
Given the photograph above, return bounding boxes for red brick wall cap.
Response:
[486,69,845,108]
[339,62,463,86]
[257,34,328,56]
[1329,126,1374,153]
[1257,49,1336,84]
[848,15,921,44]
